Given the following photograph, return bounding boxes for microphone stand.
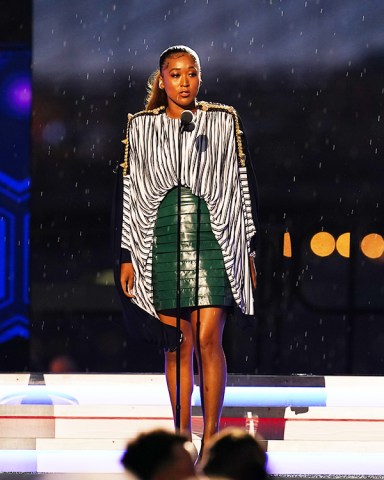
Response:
[175,125,182,430]
[175,111,195,431]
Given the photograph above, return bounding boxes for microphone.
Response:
[180,110,195,132]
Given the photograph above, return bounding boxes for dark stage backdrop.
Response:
[31,0,384,374]
[0,0,32,370]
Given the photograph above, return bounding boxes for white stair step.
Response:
[0,417,55,438]
[325,376,384,387]
[54,417,175,439]
[44,373,163,385]
[36,438,128,451]
[284,406,384,419]
[0,405,54,416]
[2,448,384,475]
[284,419,384,440]
[36,433,202,451]
[0,404,173,417]
[267,451,384,476]
[0,438,37,449]
[4,403,384,419]
[0,449,125,474]
[267,439,384,453]
[53,404,173,417]
[325,376,384,407]
[0,373,31,385]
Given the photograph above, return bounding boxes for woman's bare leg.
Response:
[191,307,227,443]
[159,312,194,440]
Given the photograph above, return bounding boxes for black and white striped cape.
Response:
[117,101,259,341]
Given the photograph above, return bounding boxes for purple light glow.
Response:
[5,75,32,117]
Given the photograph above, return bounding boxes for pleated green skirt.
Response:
[152,187,233,311]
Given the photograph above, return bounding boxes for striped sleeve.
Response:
[121,116,133,258]
[236,114,259,252]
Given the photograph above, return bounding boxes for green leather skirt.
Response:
[152,187,233,311]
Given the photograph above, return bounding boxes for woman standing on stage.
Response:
[116,45,259,453]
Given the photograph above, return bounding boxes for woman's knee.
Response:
[193,310,225,351]
[196,333,222,354]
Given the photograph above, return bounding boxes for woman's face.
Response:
[160,53,201,114]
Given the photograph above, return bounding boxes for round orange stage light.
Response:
[336,232,350,258]
[360,233,384,259]
[283,232,292,257]
[310,232,335,257]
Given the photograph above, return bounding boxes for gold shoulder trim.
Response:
[120,107,166,175]
[120,113,133,176]
[197,101,235,113]
[131,105,166,118]
[197,102,246,167]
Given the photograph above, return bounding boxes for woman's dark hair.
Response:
[145,45,200,111]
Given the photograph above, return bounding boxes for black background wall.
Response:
[11,0,384,374]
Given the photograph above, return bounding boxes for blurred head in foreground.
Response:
[121,428,197,480]
[200,427,268,480]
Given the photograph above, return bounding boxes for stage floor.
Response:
[1,373,384,478]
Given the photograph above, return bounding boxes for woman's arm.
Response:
[119,115,136,298]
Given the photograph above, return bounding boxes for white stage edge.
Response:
[1,373,384,476]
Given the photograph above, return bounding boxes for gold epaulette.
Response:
[197,101,246,167]
[120,106,166,175]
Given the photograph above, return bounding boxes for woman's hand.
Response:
[120,262,135,298]
[249,255,257,290]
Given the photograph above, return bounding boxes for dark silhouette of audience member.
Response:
[121,428,197,480]
[199,428,268,480]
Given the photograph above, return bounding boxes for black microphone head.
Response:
[180,110,193,126]
[184,121,195,132]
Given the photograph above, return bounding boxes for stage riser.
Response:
[1,450,384,476]
[1,417,384,442]
[2,437,384,454]
[1,374,384,476]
